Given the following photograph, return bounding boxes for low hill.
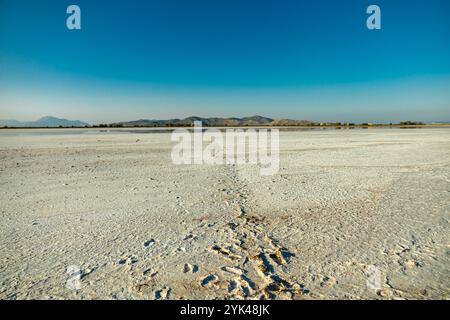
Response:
[110,116,315,127]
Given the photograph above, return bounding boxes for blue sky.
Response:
[0,0,449,123]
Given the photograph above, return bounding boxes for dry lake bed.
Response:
[0,128,449,299]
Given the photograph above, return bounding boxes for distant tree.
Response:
[399,121,424,125]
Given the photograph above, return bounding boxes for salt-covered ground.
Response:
[0,128,449,299]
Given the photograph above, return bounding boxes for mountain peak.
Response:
[38,116,60,121]
[0,116,89,127]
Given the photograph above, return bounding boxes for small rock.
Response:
[221,266,243,275]
[183,263,199,273]
[154,286,171,300]
[377,288,392,298]
[144,239,156,248]
[201,274,218,287]
[118,255,138,266]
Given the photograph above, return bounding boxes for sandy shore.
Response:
[0,128,449,300]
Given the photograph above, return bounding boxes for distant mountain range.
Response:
[0,116,89,128]
[2,115,443,128]
[110,116,316,127]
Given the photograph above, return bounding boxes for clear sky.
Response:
[0,0,449,124]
